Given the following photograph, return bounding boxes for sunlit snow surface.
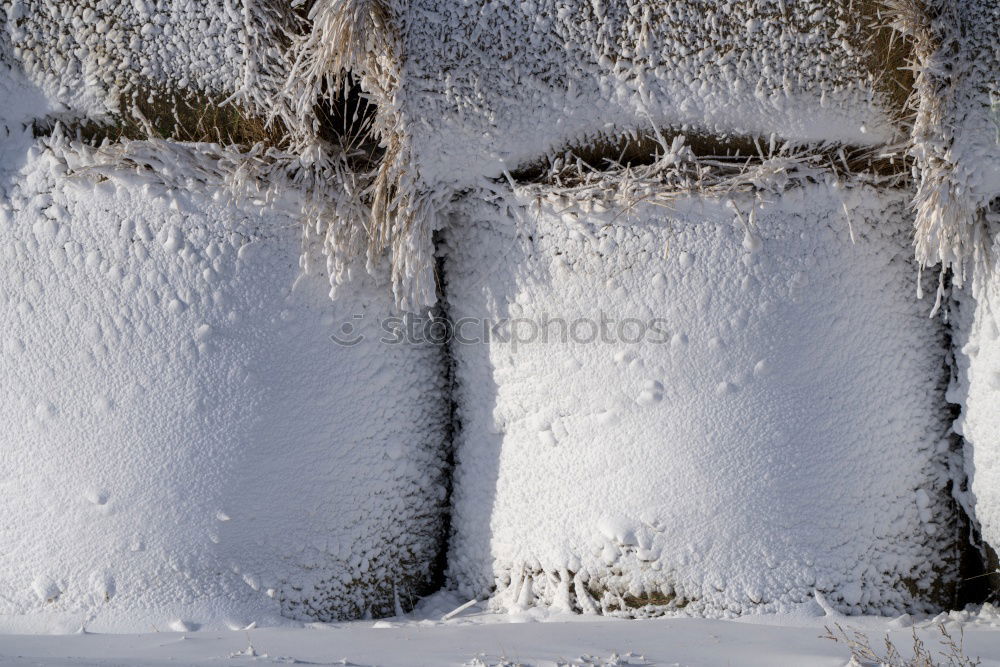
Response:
[0,63,448,630]
[444,186,952,617]
[1,591,1000,666]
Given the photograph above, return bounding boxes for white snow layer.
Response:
[5,594,1000,666]
[0,127,448,632]
[444,181,954,617]
[953,213,1000,559]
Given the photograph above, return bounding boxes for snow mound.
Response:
[444,180,954,617]
[0,134,448,632]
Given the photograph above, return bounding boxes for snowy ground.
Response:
[2,591,1000,666]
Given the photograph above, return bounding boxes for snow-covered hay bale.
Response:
[0,136,448,632]
[898,0,1000,586]
[400,0,908,187]
[444,177,955,617]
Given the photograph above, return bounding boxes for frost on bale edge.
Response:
[888,0,1000,300]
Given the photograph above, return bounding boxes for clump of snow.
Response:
[0,55,51,130]
[951,206,1000,560]
[0,129,449,632]
[443,179,954,617]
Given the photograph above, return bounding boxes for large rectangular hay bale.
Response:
[0,133,448,632]
[444,178,955,617]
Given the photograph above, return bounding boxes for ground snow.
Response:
[444,182,953,617]
[0,129,448,631]
[2,591,1000,666]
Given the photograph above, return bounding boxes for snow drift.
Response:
[0,127,448,632]
[443,176,955,617]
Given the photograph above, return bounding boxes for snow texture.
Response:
[3,0,293,120]
[444,180,954,617]
[399,0,901,186]
[0,121,448,631]
[952,209,1000,559]
[899,0,1000,289]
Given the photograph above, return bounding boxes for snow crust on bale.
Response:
[3,0,294,120]
[444,180,954,617]
[0,127,448,632]
[891,0,1000,291]
[951,210,1000,563]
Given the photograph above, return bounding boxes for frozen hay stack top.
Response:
[0,117,448,630]
[443,176,956,617]
[402,0,908,180]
